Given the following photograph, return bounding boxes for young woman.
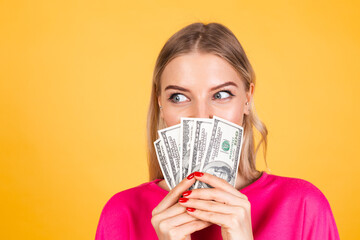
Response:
[95,22,340,240]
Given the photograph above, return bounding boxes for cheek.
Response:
[213,103,245,126]
[162,108,182,126]
[159,95,181,127]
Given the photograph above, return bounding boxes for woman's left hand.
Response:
[178,172,254,240]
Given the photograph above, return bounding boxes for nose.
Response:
[190,101,213,119]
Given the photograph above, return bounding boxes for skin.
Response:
[152,52,256,240]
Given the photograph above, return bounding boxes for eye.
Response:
[169,93,189,103]
[213,90,234,100]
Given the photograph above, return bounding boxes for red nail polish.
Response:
[186,207,196,212]
[187,173,195,180]
[179,197,189,203]
[182,190,192,197]
[194,172,204,177]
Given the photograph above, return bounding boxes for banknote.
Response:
[154,139,175,189]
[180,118,196,180]
[189,118,214,189]
[198,116,244,189]
[158,124,181,185]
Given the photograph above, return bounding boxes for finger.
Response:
[194,172,248,199]
[152,173,196,216]
[179,198,248,214]
[153,203,186,224]
[159,212,198,230]
[186,209,241,228]
[181,188,246,205]
[167,220,212,238]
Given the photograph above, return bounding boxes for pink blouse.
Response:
[95,171,340,239]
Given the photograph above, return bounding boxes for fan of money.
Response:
[154,116,244,190]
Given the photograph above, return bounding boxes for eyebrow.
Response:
[164,81,238,92]
[164,85,190,92]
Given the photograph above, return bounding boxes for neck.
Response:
[235,171,261,190]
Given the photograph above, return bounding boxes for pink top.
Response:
[95,171,340,239]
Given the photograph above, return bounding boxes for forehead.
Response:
[160,52,244,90]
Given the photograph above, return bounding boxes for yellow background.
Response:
[1,0,359,239]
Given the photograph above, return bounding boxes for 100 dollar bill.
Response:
[180,118,196,180]
[198,116,244,188]
[189,118,213,189]
[158,124,181,185]
[154,139,175,189]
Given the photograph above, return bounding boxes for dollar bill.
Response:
[154,139,175,189]
[198,116,244,189]
[180,118,196,180]
[158,124,181,185]
[189,118,214,189]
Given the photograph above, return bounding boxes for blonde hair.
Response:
[147,22,268,182]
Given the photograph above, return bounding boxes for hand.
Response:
[151,174,212,240]
[178,172,254,240]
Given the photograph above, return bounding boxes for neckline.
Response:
[149,171,268,194]
[239,170,268,192]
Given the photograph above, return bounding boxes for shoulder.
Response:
[264,173,337,226]
[95,180,162,239]
[265,172,331,207]
[100,180,159,215]
[264,173,340,239]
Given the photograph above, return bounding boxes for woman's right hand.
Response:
[151,173,212,240]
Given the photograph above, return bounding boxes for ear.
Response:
[244,83,255,115]
[158,95,163,118]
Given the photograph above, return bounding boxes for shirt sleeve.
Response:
[301,184,340,240]
[95,195,130,240]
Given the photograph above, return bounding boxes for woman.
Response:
[95,22,340,240]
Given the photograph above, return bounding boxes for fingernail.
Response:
[179,198,189,203]
[186,207,196,212]
[187,173,195,180]
[182,190,192,197]
[194,172,204,177]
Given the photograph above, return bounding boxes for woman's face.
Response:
[158,52,254,127]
